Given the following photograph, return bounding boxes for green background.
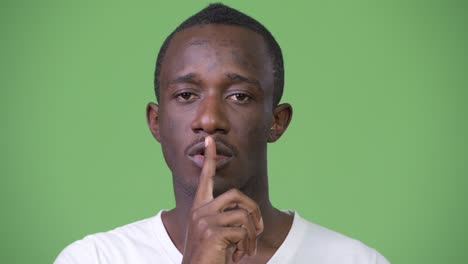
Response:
[1,0,467,263]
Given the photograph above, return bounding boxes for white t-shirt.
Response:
[54,211,390,264]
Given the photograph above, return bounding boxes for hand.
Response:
[182,136,264,263]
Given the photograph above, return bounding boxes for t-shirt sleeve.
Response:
[376,250,391,264]
[54,238,99,264]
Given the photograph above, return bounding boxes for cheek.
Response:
[251,107,273,136]
[159,113,187,170]
[159,105,190,139]
[233,111,271,147]
[247,122,270,144]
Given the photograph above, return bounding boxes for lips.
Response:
[186,139,234,169]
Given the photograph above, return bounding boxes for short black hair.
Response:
[154,3,284,106]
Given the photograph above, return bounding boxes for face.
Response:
[147,24,291,196]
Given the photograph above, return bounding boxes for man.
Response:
[55,3,389,264]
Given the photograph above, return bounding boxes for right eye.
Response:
[176,92,198,102]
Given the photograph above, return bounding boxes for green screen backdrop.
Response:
[1,1,467,263]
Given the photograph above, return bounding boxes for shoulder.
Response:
[271,211,390,264]
[54,212,172,264]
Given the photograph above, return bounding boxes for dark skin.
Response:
[147,24,293,263]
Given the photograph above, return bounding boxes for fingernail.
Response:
[256,217,264,235]
[205,137,209,147]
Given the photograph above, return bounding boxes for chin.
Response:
[212,178,235,197]
[212,173,252,197]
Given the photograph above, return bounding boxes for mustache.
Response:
[184,136,238,156]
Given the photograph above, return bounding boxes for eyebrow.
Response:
[225,72,260,87]
[168,72,261,88]
[168,73,199,85]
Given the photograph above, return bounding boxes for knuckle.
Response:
[197,217,209,230]
[239,227,248,236]
[228,188,241,197]
[190,209,200,221]
[202,227,214,240]
[239,209,249,219]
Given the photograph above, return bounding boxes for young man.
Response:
[55,4,389,264]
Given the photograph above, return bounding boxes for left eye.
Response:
[227,93,251,103]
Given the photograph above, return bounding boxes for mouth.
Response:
[187,140,234,169]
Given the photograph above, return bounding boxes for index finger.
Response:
[193,136,216,208]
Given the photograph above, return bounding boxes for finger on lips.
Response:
[193,136,216,208]
[189,136,262,260]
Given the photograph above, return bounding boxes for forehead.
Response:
[160,24,273,90]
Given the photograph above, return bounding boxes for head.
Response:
[147,3,292,198]
[154,3,285,106]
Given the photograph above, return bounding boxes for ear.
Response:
[146,102,161,142]
[268,103,293,142]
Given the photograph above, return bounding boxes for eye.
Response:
[227,93,251,103]
[176,92,198,102]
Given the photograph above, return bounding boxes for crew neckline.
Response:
[152,209,305,263]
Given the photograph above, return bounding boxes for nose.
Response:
[191,95,230,135]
